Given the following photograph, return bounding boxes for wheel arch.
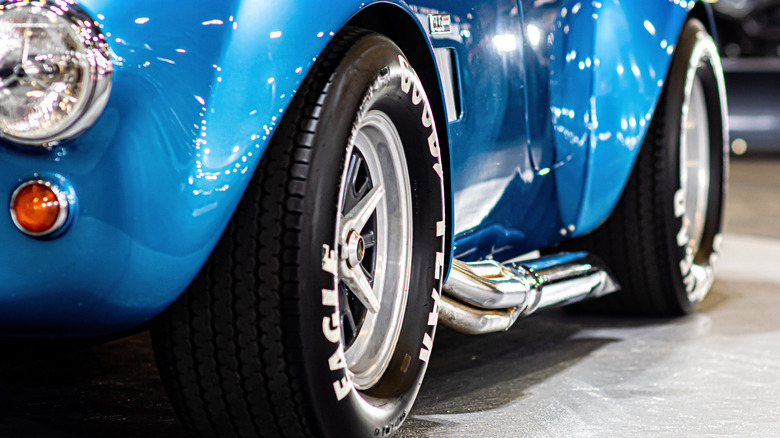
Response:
[346,4,454,278]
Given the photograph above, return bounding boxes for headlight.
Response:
[0,0,112,147]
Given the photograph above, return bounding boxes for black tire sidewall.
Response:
[659,19,726,312]
[296,35,445,437]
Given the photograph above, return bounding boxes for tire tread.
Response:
[152,28,371,438]
[562,83,685,316]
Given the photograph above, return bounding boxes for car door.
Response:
[413,0,564,261]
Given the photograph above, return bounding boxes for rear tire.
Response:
[151,29,445,437]
[564,19,728,316]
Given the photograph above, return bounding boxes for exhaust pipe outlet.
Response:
[440,252,619,334]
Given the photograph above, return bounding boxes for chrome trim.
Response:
[443,259,541,311]
[0,0,113,146]
[680,35,714,259]
[433,48,459,122]
[440,253,619,334]
[9,179,69,237]
[678,30,728,304]
[438,295,519,335]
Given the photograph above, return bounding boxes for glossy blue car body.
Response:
[0,0,714,336]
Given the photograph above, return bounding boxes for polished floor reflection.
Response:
[1,157,778,438]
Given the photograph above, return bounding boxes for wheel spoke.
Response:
[360,263,373,282]
[340,284,359,342]
[354,178,370,201]
[347,153,363,183]
[344,304,357,336]
[340,262,380,314]
[342,184,384,234]
[362,230,376,249]
[346,154,364,197]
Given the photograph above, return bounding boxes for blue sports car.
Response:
[0,0,727,436]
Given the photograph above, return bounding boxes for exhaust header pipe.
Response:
[439,252,618,334]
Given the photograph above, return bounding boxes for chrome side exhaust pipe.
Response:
[439,252,619,334]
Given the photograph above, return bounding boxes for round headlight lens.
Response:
[0,0,112,146]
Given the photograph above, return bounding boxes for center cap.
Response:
[346,230,365,267]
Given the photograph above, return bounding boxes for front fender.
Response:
[0,0,437,336]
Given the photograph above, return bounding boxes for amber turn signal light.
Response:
[10,180,69,237]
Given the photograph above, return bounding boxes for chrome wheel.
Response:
[677,28,727,304]
[337,109,413,390]
[680,73,711,258]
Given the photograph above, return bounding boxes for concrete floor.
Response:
[1,156,779,437]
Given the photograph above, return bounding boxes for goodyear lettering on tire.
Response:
[397,54,446,363]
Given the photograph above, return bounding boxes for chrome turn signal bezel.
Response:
[10,178,70,237]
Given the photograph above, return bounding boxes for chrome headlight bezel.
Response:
[0,0,112,147]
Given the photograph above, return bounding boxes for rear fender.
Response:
[551,0,705,235]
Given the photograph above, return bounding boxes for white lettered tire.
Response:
[151,29,446,437]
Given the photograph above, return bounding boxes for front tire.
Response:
[565,18,728,315]
[151,30,445,437]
